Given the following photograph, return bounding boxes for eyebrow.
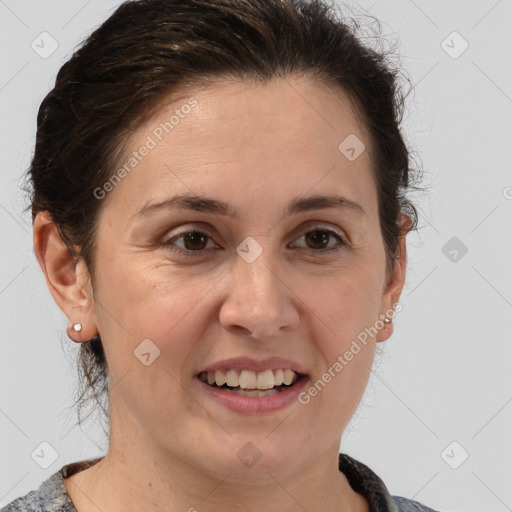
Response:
[134,193,367,219]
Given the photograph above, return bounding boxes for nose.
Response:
[219,251,300,340]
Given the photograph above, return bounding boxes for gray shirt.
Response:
[1,453,440,511]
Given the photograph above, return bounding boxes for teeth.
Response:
[225,370,238,387]
[256,369,275,390]
[273,369,284,386]
[284,369,297,386]
[200,368,300,390]
[239,370,257,389]
[214,371,226,386]
[226,388,279,397]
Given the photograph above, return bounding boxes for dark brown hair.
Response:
[26,0,420,429]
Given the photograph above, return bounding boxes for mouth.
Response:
[196,369,308,397]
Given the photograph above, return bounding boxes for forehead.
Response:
[153,76,368,152]
[101,76,376,220]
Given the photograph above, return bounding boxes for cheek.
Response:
[303,350,374,440]
[296,262,384,341]
[92,256,217,371]
[296,274,378,433]
[95,247,198,325]
[90,261,213,420]
[294,264,381,394]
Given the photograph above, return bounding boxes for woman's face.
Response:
[54,77,405,482]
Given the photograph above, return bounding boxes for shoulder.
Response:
[1,458,103,512]
[391,495,441,512]
[338,453,441,512]
[1,471,71,512]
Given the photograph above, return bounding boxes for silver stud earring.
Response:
[72,323,82,332]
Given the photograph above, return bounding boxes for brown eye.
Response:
[163,230,218,254]
[292,228,345,252]
[181,232,209,250]
[305,230,331,249]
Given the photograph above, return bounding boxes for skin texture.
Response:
[34,76,409,512]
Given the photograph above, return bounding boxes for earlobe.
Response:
[33,211,98,343]
[376,313,394,342]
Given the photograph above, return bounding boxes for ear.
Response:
[33,211,98,342]
[376,214,412,342]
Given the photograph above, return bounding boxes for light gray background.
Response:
[1,1,511,511]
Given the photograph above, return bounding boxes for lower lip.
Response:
[196,375,309,414]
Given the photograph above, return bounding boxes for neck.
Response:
[63,409,368,512]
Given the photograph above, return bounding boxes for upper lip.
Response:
[198,356,309,375]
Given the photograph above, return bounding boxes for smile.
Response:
[198,368,302,394]
[196,370,309,413]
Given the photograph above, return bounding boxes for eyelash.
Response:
[160,225,347,257]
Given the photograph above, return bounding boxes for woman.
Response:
[2,0,439,511]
